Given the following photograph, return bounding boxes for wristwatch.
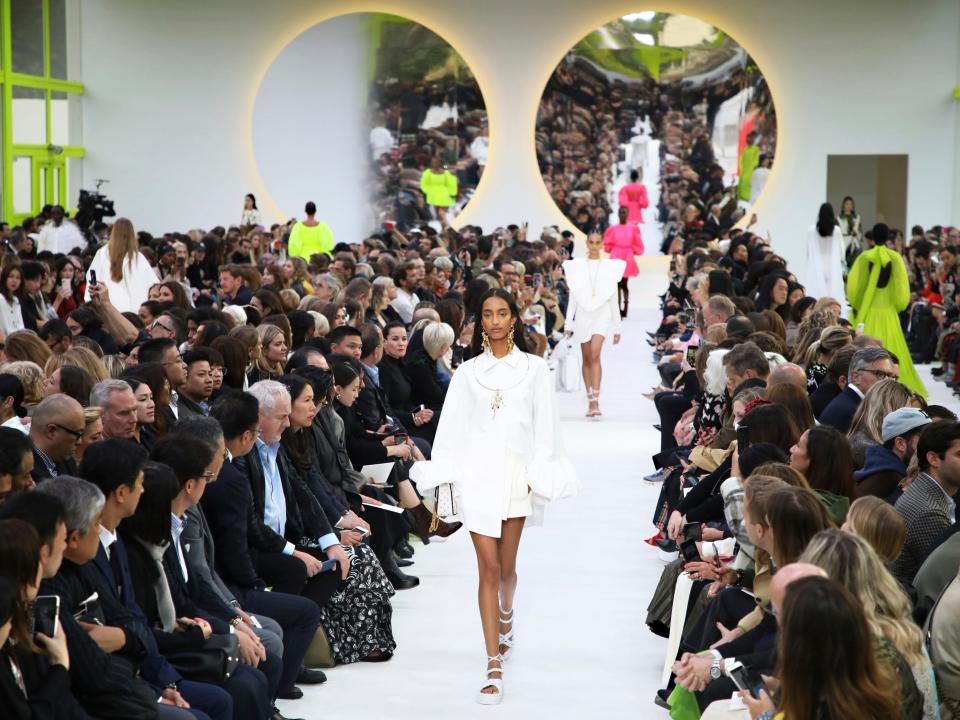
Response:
[709,657,722,680]
[229,616,242,627]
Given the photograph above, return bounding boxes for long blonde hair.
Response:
[800,529,927,668]
[847,379,914,445]
[108,218,139,283]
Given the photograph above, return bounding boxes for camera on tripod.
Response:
[75,179,116,234]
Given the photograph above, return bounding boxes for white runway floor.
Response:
[278,258,956,719]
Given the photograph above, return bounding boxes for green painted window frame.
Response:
[1,0,85,223]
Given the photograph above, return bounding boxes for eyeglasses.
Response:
[862,369,899,381]
[151,320,175,334]
[52,423,85,439]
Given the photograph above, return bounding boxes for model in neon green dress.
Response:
[846,243,927,397]
[737,137,759,203]
[420,157,458,209]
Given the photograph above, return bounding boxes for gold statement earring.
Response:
[506,326,515,354]
[482,329,492,354]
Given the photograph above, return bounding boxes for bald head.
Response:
[769,562,828,617]
[767,362,807,390]
[29,393,85,462]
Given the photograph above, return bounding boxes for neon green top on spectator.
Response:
[288,220,334,260]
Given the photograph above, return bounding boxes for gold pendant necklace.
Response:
[474,353,531,419]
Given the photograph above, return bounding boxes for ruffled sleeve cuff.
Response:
[526,455,579,501]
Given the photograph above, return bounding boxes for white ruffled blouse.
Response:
[411,346,578,538]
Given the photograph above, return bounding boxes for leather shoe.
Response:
[275,686,303,700]
[296,667,327,684]
[394,537,415,559]
[393,556,414,568]
[654,537,678,552]
[271,707,304,720]
[385,554,419,590]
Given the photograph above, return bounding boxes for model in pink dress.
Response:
[617,169,649,225]
[603,206,644,317]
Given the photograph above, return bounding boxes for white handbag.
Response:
[430,483,457,532]
[554,339,581,393]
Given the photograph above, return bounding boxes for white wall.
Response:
[79,0,960,276]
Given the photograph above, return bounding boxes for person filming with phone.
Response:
[0,519,78,719]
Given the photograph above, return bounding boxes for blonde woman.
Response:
[803,325,853,392]
[45,346,109,384]
[366,276,401,329]
[800,529,933,718]
[841,495,906,564]
[1,360,44,409]
[247,323,287,384]
[73,406,104,464]
[846,379,917,465]
[84,217,159,313]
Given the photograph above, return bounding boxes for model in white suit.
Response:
[562,233,626,417]
[411,289,577,705]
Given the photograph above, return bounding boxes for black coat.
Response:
[30,445,77,484]
[810,381,843,420]
[0,648,87,720]
[334,403,390,469]
[819,385,862,434]
[232,443,337,550]
[404,349,446,411]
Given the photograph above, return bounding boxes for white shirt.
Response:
[369,126,394,160]
[84,246,160,314]
[469,136,489,166]
[410,346,577,538]
[0,295,25,336]
[170,513,189,581]
[98,525,117,558]
[390,288,420,325]
[38,220,86,255]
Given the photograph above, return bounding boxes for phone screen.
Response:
[680,539,702,564]
[736,424,750,451]
[89,269,97,286]
[684,522,702,542]
[32,595,59,638]
[686,346,697,365]
[319,559,338,573]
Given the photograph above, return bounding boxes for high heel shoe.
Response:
[498,605,515,661]
[476,654,503,705]
[586,388,600,418]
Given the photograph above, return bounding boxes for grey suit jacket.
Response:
[913,531,960,624]
[892,473,955,585]
[182,504,238,622]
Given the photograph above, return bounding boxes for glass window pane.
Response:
[11,0,44,76]
[49,0,68,80]
[50,91,68,145]
[12,86,45,145]
[67,155,81,212]
[12,157,32,215]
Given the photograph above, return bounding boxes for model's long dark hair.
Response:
[816,202,837,237]
[469,288,530,357]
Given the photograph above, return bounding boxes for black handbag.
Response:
[166,633,240,684]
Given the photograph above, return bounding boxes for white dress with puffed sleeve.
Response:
[410,346,578,538]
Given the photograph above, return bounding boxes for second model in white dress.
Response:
[805,224,846,302]
[411,346,577,538]
[562,257,626,344]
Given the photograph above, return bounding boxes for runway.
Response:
[277,257,954,718]
[278,257,673,719]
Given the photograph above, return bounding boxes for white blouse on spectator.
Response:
[0,294,25,336]
[84,246,160,314]
[411,345,578,538]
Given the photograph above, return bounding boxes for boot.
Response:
[410,502,462,542]
[384,553,419,590]
[393,535,415,559]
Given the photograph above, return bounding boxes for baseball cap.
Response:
[0,374,27,418]
[881,407,932,443]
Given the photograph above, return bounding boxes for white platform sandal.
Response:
[498,605,515,661]
[477,654,503,705]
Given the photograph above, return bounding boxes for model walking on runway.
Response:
[603,206,644,317]
[563,232,626,417]
[411,288,577,704]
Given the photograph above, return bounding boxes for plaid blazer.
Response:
[892,472,955,585]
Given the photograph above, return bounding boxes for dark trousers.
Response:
[223,664,271,720]
[178,680,233,720]
[687,587,758,652]
[239,588,322,694]
[655,391,691,453]
[257,550,343,607]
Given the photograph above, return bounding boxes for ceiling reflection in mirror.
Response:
[253,13,487,242]
[536,12,776,249]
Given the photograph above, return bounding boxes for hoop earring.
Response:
[481,329,492,354]
[336,392,341,400]
[506,326,515,354]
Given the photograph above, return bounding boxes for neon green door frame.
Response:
[0,0,85,223]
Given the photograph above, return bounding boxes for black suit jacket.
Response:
[200,459,266,592]
[233,442,337,550]
[810,381,842,420]
[0,649,88,720]
[404,349,447,411]
[819,385,862,433]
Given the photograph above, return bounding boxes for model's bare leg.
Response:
[580,340,597,415]
[587,335,605,393]
[471,532,503,694]
[497,517,525,655]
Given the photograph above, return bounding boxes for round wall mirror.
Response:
[536,12,776,252]
[253,13,488,242]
